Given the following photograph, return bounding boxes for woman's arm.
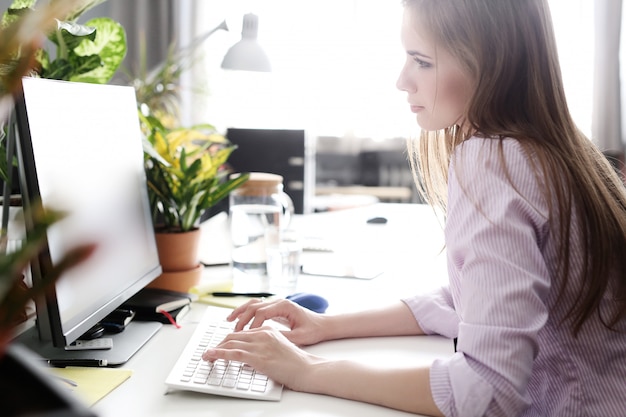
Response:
[322,301,426,340]
[229,298,425,346]
[204,324,443,416]
[305,359,443,416]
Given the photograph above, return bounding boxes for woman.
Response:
[203,1,626,416]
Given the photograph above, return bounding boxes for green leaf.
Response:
[69,53,101,75]
[1,0,35,27]
[35,48,49,71]
[42,58,73,80]
[207,173,250,207]
[70,17,126,84]
[52,20,96,49]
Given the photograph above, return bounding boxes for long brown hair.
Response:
[404,0,626,334]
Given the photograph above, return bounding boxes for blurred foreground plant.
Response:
[0,0,97,353]
[0,204,95,352]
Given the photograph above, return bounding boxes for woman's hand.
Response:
[227,298,329,346]
[201,325,324,391]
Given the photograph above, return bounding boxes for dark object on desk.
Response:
[150,304,191,325]
[100,322,126,334]
[366,216,388,224]
[45,358,108,368]
[212,292,275,298]
[201,261,230,267]
[287,293,329,313]
[121,288,192,321]
[100,308,136,333]
[0,344,97,416]
[104,308,136,326]
[80,323,105,340]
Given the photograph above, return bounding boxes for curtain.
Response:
[106,0,180,84]
[593,0,624,163]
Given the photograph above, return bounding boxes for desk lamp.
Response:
[221,13,272,72]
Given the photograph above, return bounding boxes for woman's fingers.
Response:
[201,326,317,390]
[229,298,303,332]
[202,327,283,369]
[227,298,264,321]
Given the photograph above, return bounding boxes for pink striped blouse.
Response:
[403,137,626,417]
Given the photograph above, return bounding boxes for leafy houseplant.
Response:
[142,114,249,234]
[18,0,126,84]
[127,23,249,292]
[0,0,127,183]
[141,113,248,292]
[126,19,249,234]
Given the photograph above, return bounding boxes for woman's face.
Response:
[396,9,472,131]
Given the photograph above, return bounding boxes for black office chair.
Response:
[207,128,312,216]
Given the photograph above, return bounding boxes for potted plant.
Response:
[127,26,248,292]
[1,0,127,185]
[141,113,248,292]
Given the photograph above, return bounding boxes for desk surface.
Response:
[92,203,452,417]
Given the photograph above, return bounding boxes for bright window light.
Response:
[193,0,594,140]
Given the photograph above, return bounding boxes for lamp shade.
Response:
[221,13,271,72]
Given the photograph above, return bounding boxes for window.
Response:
[548,0,594,137]
[190,1,594,139]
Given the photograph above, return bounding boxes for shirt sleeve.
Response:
[402,286,460,339]
[431,139,552,417]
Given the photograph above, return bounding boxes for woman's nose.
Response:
[396,61,415,93]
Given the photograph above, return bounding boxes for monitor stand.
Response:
[14,321,162,366]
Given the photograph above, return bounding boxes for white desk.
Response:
[92,204,453,417]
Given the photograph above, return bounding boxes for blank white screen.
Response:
[21,77,160,337]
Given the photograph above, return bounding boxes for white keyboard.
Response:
[165,307,283,401]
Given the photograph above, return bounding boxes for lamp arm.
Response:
[178,20,229,57]
[144,20,229,84]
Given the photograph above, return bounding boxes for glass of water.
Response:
[266,229,302,295]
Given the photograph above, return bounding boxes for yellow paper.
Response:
[48,366,132,406]
[190,280,277,308]
[189,279,234,296]
[196,294,275,309]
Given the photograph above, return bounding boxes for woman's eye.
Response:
[413,58,432,68]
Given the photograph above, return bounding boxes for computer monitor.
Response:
[13,77,162,365]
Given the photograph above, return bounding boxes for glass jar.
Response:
[229,173,294,285]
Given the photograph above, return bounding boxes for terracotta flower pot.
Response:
[148,228,203,293]
[154,229,201,271]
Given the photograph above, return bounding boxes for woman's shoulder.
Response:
[449,136,546,208]
[453,136,527,161]
[451,136,537,177]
